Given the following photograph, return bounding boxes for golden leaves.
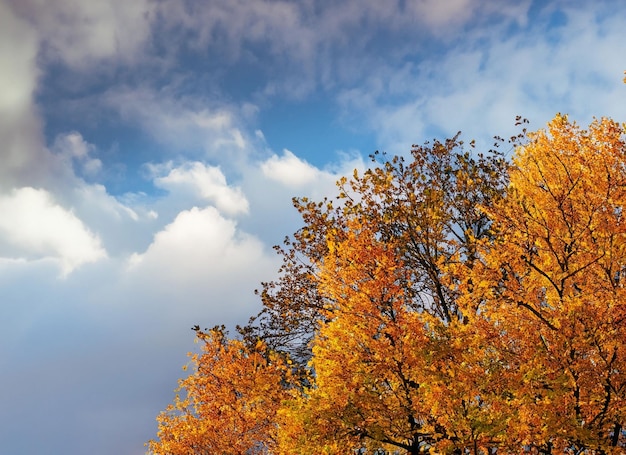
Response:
[147,327,294,455]
[470,115,626,452]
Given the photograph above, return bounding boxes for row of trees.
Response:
[148,114,626,454]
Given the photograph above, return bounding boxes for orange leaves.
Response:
[276,219,435,453]
[472,115,626,452]
[147,327,294,455]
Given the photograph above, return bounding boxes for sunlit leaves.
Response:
[466,115,626,452]
[147,327,294,455]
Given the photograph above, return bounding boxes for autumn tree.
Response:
[275,220,435,454]
[457,115,626,453]
[151,114,626,454]
[147,327,294,455]
[268,115,626,454]
[247,133,510,364]
[255,135,513,454]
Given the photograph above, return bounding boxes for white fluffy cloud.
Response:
[0,187,107,275]
[151,161,249,216]
[238,150,366,245]
[260,149,321,187]
[260,149,365,191]
[127,206,275,305]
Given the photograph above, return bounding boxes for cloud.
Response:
[336,2,626,155]
[129,206,261,277]
[156,0,307,61]
[103,87,250,161]
[150,161,249,216]
[126,205,278,324]
[0,2,39,111]
[0,187,107,276]
[150,0,533,100]
[0,4,146,277]
[260,149,322,187]
[406,0,475,27]
[0,1,53,190]
[260,148,366,190]
[8,0,154,68]
[52,132,103,178]
[237,150,366,246]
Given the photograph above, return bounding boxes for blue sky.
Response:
[1,1,626,454]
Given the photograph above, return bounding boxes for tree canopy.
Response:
[148,115,626,455]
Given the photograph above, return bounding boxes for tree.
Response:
[151,132,511,454]
[275,219,433,454]
[247,133,510,364]
[264,136,512,454]
[147,327,294,455]
[459,115,626,453]
[150,114,626,454]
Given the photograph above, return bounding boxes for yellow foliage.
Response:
[147,327,294,455]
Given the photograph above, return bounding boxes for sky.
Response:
[1,1,626,454]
